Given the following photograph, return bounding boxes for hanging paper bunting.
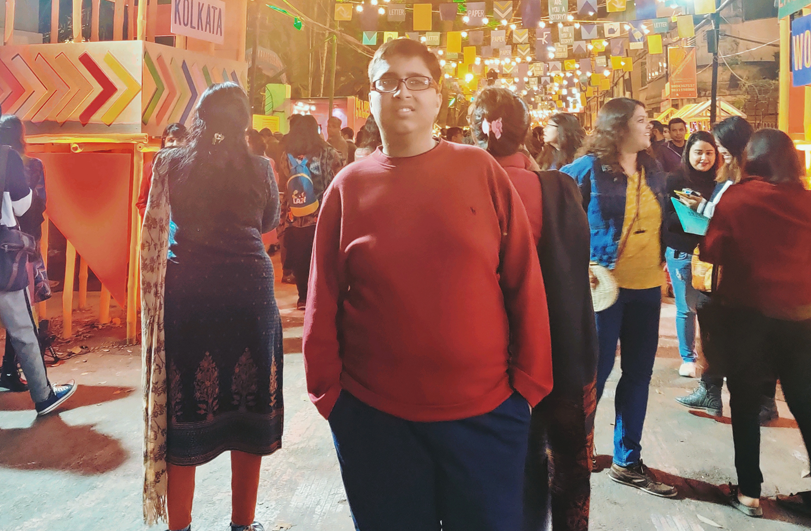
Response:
[360,6,379,31]
[573,41,588,55]
[387,5,406,22]
[334,4,353,22]
[426,32,441,46]
[694,0,715,15]
[636,0,657,21]
[502,62,515,75]
[517,62,529,79]
[677,15,695,38]
[541,75,551,85]
[500,47,513,59]
[549,0,569,22]
[491,29,507,48]
[469,30,484,45]
[463,46,477,64]
[559,26,575,45]
[447,31,463,53]
[467,2,486,25]
[513,29,529,44]
[439,3,458,22]
[493,1,514,22]
[413,4,433,31]
[577,0,598,16]
[600,77,611,91]
[472,63,483,74]
[537,27,552,46]
[555,43,569,58]
[517,44,532,59]
[647,34,663,54]
[564,59,578,71]
[610,38,625,56]
[653,18,669,33]
[595,56,607,68]
[362,32,378,45]
[529,78,538,88]
[623,61,633,72]
[383,32,398,43]
[606,0,626,13]
[481,45,493,58]
[581,24,598,40]
[522,0,542,28]
[579,58,592,73]
[548,61,562,73]
[406,32,419,40]
[591,39,607,52]
[604,22,621,38]
[611,56,625,70]
[535,39,547,60]
[628,21,645,49]
[458,63,468,78]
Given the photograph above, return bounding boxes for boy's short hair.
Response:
[649,120,664,134]
[368,38,442,84]
[668,117,686,129]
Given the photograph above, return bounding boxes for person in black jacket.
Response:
[663,131,720,379]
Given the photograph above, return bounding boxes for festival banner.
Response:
[439,3,458,22]
[491,30,507,48]
[522,0,542,28]
[469,30,484,45]
[581,24,598,40]
[677,16,695,38]
[573,41,588,55]
[517,44,532,59]
[629,21,645,50]
[494,1,514,22]
[383,32,398,43]
[334,4,353,22]
[781,0,811,19]
[653,18,670,33]
[466,2,486,26]
[610,38,625,56]
[647,34,663,54]
[514,29,529,43]
[604,22,621,38]
[555,43,569,57]
[387,5,406,22]
[413,4,433,31]
[559,26,575,45]
[362,32,378,45]
[792,12,811,86]
[464,46,477,64]
[577,0,598,16]
[606,0,627,13]
[636,0,657,20]
[447,31,462,53]
[549,0,569,22]
[669,47,698,98]
[694,0,716,15]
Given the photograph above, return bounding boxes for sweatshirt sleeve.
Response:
[699,194,732,265]
[493,163,554,407]
[302,180,345,419]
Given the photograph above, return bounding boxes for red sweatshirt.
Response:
[701,178,811,321]
[496,153,543,245]
[303,141,553,422]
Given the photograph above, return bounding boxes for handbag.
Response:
[0,146,38,292]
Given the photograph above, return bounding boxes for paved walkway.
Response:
[1,264,809,530]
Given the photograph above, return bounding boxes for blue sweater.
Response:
[561,153,667,269]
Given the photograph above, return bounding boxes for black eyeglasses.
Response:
[371,76,438,93]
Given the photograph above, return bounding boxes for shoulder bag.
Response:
[0,146,38,292]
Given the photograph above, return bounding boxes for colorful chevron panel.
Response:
[0,42,247,136]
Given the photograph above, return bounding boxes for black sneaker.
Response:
[608,461,678,498]
[0,369,28,392]
[231,523,264,531]
[35,381,78,416]
[759,397,779,425]
[676,382,723,416]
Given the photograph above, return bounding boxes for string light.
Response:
[502,19,508,26]
[567,14,574,21]
[539,21,546,28]
[510,24,516,30]
[574,22,580,28]
[482,17,489,24]
[370,0,378,5]
[558,22,563,28]
[461,31,468,37]
[378,7,385,15]
[356,5,363,12]
[463,15,470,23]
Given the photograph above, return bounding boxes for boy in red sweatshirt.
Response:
[302,38,553,530]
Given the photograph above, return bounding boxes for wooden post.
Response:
[147,0,157,42]
[78,257,88,309]
[4,0,15,45]
[62,241,77,339]
[91,0,101,41]
[126,0,134,40]
[114,0,125,41]
[99,285,111,324]
[36,214,50,319]
[73,0,82,41]
[137,0,147,41]
[127,145,144,343]
[779,17,790,132]
[51,0,59,43]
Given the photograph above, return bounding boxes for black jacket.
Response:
[664,168,717,254]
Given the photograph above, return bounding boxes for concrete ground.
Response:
[1,258,810,531]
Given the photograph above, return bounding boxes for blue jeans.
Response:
[665,248,698,363]
[595,287,661,467]
[329,391,531,531]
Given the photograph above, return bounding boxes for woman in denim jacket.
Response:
[561,98,675,498]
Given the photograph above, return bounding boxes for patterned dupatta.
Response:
[140,152,172,524]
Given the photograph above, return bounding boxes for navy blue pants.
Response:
[329,391,532,531]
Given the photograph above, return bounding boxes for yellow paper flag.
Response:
[457,63,468,78]
[694,0,715,15]
[606,0,626,13]
[334,4,353,22]
[623,60,634,72]
[383,32,399,43]
[591,39,607,53]
[413,4,433,31]
[564,59,578,71]
[591,74,601,86]
[464,46,477,65]
[647,34,663,55]
[611,56,625,70]
[447,31,462,53]
[677,16,695,38]
[600,77,611,91]
[587,87,594,97]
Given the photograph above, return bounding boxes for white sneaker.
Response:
[679,362,697,378]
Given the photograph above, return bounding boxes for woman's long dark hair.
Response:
[470,87,530,158]
[285,114,329,158]
[743,128,806,186]
[358,115,382,150]
[680,131,720,184]
[169,82,253,185]
[712,116,753,184]
[539,113,584,170]
[578,97,645,172]
[0,115,25,154]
